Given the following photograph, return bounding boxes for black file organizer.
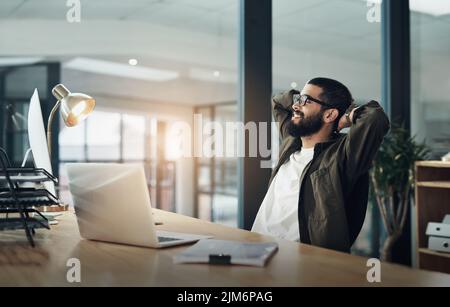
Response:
[0,148,60,247]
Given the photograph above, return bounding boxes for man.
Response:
[252,77,390,253]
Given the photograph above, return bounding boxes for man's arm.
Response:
[338,100,390,180]
[272,90,299,140]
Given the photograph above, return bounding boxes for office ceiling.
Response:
[0,0,449,106]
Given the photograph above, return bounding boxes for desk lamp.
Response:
[40,84,95,213]
[47,84,96,155]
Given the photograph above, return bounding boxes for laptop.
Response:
[66,163,212,248]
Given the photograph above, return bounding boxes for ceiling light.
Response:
[189,68,237,84]
[64,57,179,82]
[128,59,138,66]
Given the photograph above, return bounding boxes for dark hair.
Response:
[307,77,353,131]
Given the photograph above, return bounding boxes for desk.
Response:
[0,209,449,286]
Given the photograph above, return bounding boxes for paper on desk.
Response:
[0,175,53,182]
[173,239,279,267]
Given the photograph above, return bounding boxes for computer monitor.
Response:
[27,89,56,196]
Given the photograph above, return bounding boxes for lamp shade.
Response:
[52,84,95,127]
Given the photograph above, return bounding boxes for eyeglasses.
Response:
[293,94,332,108]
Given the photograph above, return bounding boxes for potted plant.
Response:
[370,125,429,262]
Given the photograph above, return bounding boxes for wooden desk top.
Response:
[0,209,449,287]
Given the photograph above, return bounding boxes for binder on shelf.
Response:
[428,236,450,253]
[443,214,450,224]
[0,147,61,247]
[426,222,450,238]
[173,239,279,267]
[426,215,450,254]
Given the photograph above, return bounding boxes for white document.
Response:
[0,174,53,182]
[28,89,56,195]
[443,214,450,224]
[173,239,279,267]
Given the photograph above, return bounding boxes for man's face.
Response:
[288,84,325,138]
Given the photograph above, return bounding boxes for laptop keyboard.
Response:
[158,236,182,243]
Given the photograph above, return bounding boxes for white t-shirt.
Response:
[252,147,315,241]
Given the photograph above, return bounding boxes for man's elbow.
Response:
[377,108,390,137]
[365,101,390,136]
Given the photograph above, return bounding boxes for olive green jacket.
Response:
[270,90,390,253]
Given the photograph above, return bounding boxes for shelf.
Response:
[419,248,450,259]
[417,181,450,189]
[416,161,450,274]
[416,161,450,168]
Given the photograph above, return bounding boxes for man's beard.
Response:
[287,110,325,138]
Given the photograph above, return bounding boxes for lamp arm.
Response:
[47,100,61,157]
